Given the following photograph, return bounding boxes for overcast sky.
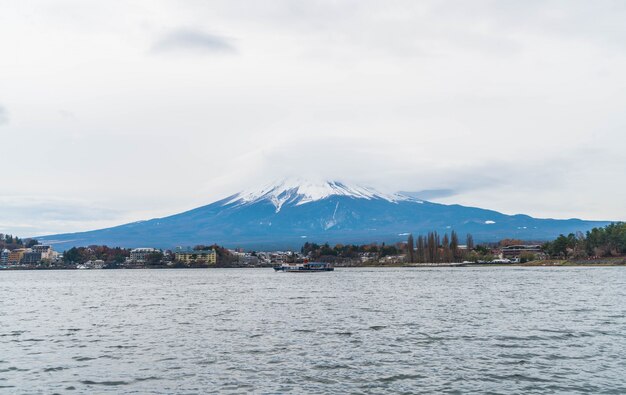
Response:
[1,0,625,236]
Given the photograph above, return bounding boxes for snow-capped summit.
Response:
[227,178,419,212]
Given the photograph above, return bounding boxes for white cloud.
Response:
[0,105,8,125]
[0,195,128,235]
[0,0,625,235]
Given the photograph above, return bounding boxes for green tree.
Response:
[519,252,536,263]
[25,239,39,248]
[64,247,80,263]
[146,252,164,266]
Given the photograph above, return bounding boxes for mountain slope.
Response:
[37,180,611,250]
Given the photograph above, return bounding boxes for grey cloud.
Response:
[152,29,235,54]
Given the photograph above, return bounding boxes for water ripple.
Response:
[0,267,624,393]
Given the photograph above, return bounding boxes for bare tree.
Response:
[442,233,451,263]
[466,233,474,252]
[450,230,459,261]
[406,234,415,263]
[416,235,425,263]
[427,232,436,263]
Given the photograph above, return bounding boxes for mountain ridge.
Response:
[36,179,612,251]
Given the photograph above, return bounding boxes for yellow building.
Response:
[175,249,217,265]
[8,249,27,265]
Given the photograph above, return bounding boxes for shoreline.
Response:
[2,260,625,271]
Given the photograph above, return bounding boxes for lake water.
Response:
[1,267,625,394]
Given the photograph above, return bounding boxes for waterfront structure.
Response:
[84,260,105,269]
[130,248,159,262]
[501,245,544,259]
[175,249,217,265]
[274,261,334,272]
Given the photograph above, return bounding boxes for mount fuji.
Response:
[37,179,611,251]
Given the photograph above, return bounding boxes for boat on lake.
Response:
[273,261,334,272]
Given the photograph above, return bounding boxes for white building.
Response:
[0,249,10,265]
[130,248,159,262]
[84,259,105,269]
[31,245,57,261]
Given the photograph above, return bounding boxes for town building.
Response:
[21,252,42,265]
[129,248,159,262]
[175,249,217,265]
[501,245,544,259]
[8,249,27,265]
[0,249,10,265]
[240,253,259,266]
[31,245,57,260]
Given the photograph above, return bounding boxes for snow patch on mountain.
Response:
[323,201,341,230]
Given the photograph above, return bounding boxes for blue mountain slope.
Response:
[36,180,611,251]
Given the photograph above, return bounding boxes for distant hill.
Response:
[37,179,611,251]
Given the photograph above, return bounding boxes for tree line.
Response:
[63,245,131,266]
[61,244,237,266]
[301,231,489,264]
[301,242,400,261]
[543,222,626,259]
[403,231,496,263]
[0,234,39,251]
